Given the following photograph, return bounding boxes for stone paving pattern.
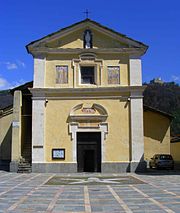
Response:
[0,171,179,212]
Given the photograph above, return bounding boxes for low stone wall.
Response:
[32,163,77,173]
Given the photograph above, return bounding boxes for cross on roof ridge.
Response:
[83,9,90,18]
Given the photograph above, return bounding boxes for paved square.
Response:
[0,171,179,212]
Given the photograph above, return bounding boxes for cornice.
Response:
[29,86,146,99]
[30,47,146,57]
[70,115,107,122]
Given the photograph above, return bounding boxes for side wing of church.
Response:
[13,19,149,172]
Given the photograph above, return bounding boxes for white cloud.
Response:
[16,60,26,68]
[0,77,11,90]
[0,77,26,90]
[171,75,180,82]
[5,62,18,70]
[0,60,26,70]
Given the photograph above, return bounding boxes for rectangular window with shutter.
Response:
[56,65,68,84]
[107,66,120,84]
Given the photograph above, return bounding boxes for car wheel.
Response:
[156,164,160,169]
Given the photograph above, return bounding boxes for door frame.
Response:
[69,123,108,164]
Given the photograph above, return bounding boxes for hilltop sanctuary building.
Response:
[4,19,170,173]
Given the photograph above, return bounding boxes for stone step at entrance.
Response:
[17,161,32,173]
[21,142,32,165]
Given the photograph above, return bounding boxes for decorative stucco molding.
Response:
[69,103,108,122]
[68,103,108,162]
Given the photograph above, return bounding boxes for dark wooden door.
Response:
[84,150,95,172]
[77,132,101,172]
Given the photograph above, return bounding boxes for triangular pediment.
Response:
[43,28,129,49]
[26,19,148,54]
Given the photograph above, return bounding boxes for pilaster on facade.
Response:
[32,99,45,163]
[33,54,46,88]
[130,90,145,171]
[129,56,142,86]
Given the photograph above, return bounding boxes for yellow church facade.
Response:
[25,19,148,172]
[2,19,171,173]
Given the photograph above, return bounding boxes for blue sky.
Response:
[0,0,179,90]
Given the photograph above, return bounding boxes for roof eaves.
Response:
[10,81,33,94]
[171,136,180,143]
[88,19,148,49]
[143,105,174,120]
[26,19,90,53]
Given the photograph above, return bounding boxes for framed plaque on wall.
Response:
[52,149,65,160]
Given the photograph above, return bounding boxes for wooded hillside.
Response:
[143,82,180,136]
[0,90,13,109]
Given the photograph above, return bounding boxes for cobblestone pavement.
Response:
[0,171,179,212]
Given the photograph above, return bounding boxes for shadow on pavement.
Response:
[136,168,180,176]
